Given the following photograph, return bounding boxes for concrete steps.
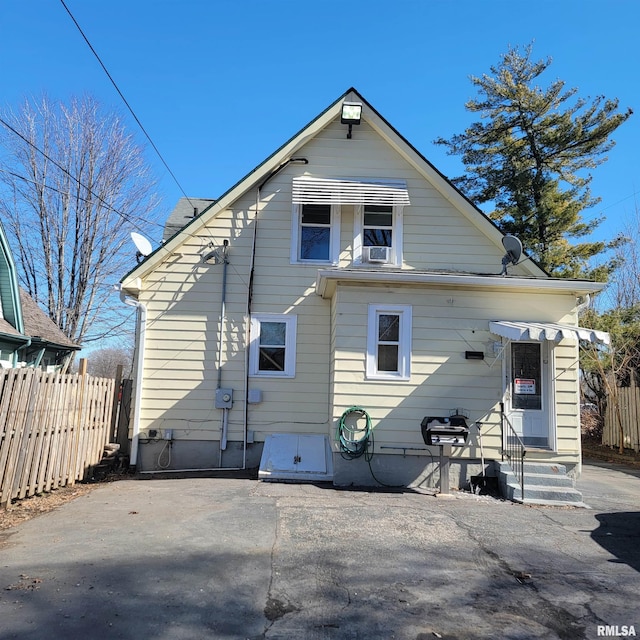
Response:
[496,461,586,507]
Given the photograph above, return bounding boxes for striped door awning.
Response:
[292,177,410,206]
[489,321,610,345]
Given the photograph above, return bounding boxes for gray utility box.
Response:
[215,388,233,409]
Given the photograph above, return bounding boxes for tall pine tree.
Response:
[436,44,632,278]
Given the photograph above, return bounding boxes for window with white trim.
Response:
[291,177,409,266]
[355,204,403,265]
[250,314,297,377]
[366,304,412,379]
[291,203,339,264]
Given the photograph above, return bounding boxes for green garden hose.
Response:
[337,406,373,460]
[337,406,407,488]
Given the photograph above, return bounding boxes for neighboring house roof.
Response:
[19,289,80,350]
[163,197,216,243]
[0,317,25,340]
[1,221,79,360]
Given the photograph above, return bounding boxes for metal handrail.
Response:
[500,402,527,500]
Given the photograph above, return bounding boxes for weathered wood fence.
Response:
[604,380,640,453]
[0,367,115,508]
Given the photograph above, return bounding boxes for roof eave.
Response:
[315,268,606,299]
[0,331,30,345]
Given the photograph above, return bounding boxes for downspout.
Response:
[576,294,590,314]
[15,337,32,367]
[118,284,146,469]
[574,293,591,479]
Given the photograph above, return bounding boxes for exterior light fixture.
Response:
[341,101,362,139]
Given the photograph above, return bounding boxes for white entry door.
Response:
[506,341,553,448]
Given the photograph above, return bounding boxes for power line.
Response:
[0,166,165,234]
[0,115,164,233]
[59,0,196,211]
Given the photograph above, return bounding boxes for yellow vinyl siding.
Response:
[131,110,584,466]
[298,119,514,273]
[331,284,580,461]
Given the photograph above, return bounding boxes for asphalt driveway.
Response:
[0,460,638,640]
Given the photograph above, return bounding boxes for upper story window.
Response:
[363,205,393,248]
[355,204,403,266]
[291,203,339,264]
[291,176,409,266]
[301,204,331,260]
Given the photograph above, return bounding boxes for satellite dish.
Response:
[501,235,522,275]
[131,232,153,263]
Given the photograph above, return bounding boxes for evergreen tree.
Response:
[435,44,632,278]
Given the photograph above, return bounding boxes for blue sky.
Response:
[2,0,639,247]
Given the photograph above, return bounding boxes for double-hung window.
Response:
[363,205,393,249]
[355,203,403,265]
[292,203,339,264]
[291,177,409,266]
[250,314,297,377]
[300,204,331,261]
[366,304,412,380]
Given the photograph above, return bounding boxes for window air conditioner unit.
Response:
[363,246,390,264]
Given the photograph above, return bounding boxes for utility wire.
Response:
[0,166,166,233]
[0,115,162,233]
[59,0,196,211]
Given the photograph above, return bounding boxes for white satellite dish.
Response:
[500,235,522,275]
[131,232,153,262]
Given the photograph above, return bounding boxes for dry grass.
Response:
[0,483,99,531]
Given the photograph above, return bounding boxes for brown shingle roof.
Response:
[0,317,22,337]
[19,289,80,349]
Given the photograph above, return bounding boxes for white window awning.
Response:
[292,177,410,206]
[490,321,610,346]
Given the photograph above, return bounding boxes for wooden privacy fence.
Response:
[604,380,640,453]
[0,367,115,508]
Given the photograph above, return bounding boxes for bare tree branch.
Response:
[0,94,162,345]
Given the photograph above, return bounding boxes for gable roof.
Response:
[123,87,550,289]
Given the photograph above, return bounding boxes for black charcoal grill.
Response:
[420,415,470,494]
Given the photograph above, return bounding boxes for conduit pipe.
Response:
[118,284,146,468]
[243,157,308,464]
[216,240,234,467]
[216,240,229,389]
